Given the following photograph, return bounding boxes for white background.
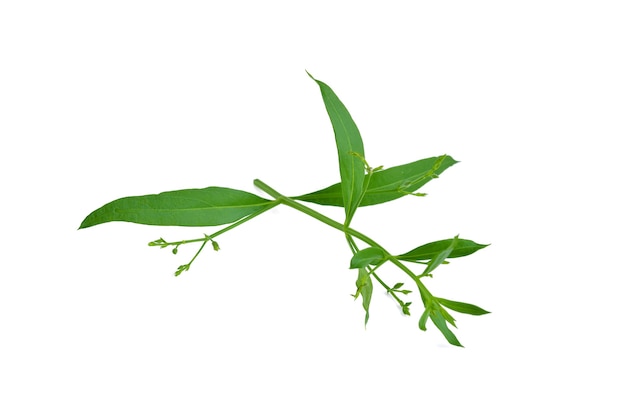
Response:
[1,1,625,416]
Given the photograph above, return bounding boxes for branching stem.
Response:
[344,234,407,311]
[253,179,433,303]
[151,200,280,248]
[151,200,280,275]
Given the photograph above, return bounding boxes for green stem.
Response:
[153,200,281,276]
[344,233,406,310]
[152,200,281,247]
[185,238,209,269]
[253,179,432,301]
[207,201,281,239]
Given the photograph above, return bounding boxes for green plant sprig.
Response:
[146,200,279,275]
[79,72,490,347]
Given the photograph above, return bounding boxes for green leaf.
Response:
[401,301,412,316]
[398,238,488,262]
[79,187,273,229]
[349,247,385,269]
[389,282,412,295]
[307,72,365,225]
[175,264,190,277]
[422,235,459,276]
[418,309,429,331]
[430,310,463,347]
[436,297,490,316]
[439,306,457,328]
[293,155,457,207]
[353,268,373,326]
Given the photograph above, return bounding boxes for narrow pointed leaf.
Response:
[439,305,457,327]
[355,267,373,326]
[430,310,463,347]
[436,297,491,316]
[293,155,457,207]
[422,236,459,276]
[418,309,429,331]
[307,72,365,224]
[79,187,272,229]
[349,247,385,269]
[399,238,488,262]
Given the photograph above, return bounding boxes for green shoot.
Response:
[79,72,489,347]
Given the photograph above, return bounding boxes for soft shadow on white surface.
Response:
[1,1,625,417]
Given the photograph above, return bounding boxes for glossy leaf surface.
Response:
[398,238,488,262]
[294,155,457,207]
[349,247,385,269]
[80,187,272,228]
[307,72,365,224]
[422,236,459,276]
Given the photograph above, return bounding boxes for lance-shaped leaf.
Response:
[418,308,429,331]
[307,72,365,225]
[293,155,457,207]
[421,235,459,276]
[430,309,463,347]
[352,268,373,326]
[79,187,273,229]
[349,247,385,269]
[398,238,488,262]
[436,297,490,316]
[439,305,457,327]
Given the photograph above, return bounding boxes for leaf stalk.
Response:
[253,179,434,302]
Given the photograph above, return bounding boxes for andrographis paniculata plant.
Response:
[80,72,490,347]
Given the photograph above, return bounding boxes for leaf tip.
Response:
[78,218,91,230]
